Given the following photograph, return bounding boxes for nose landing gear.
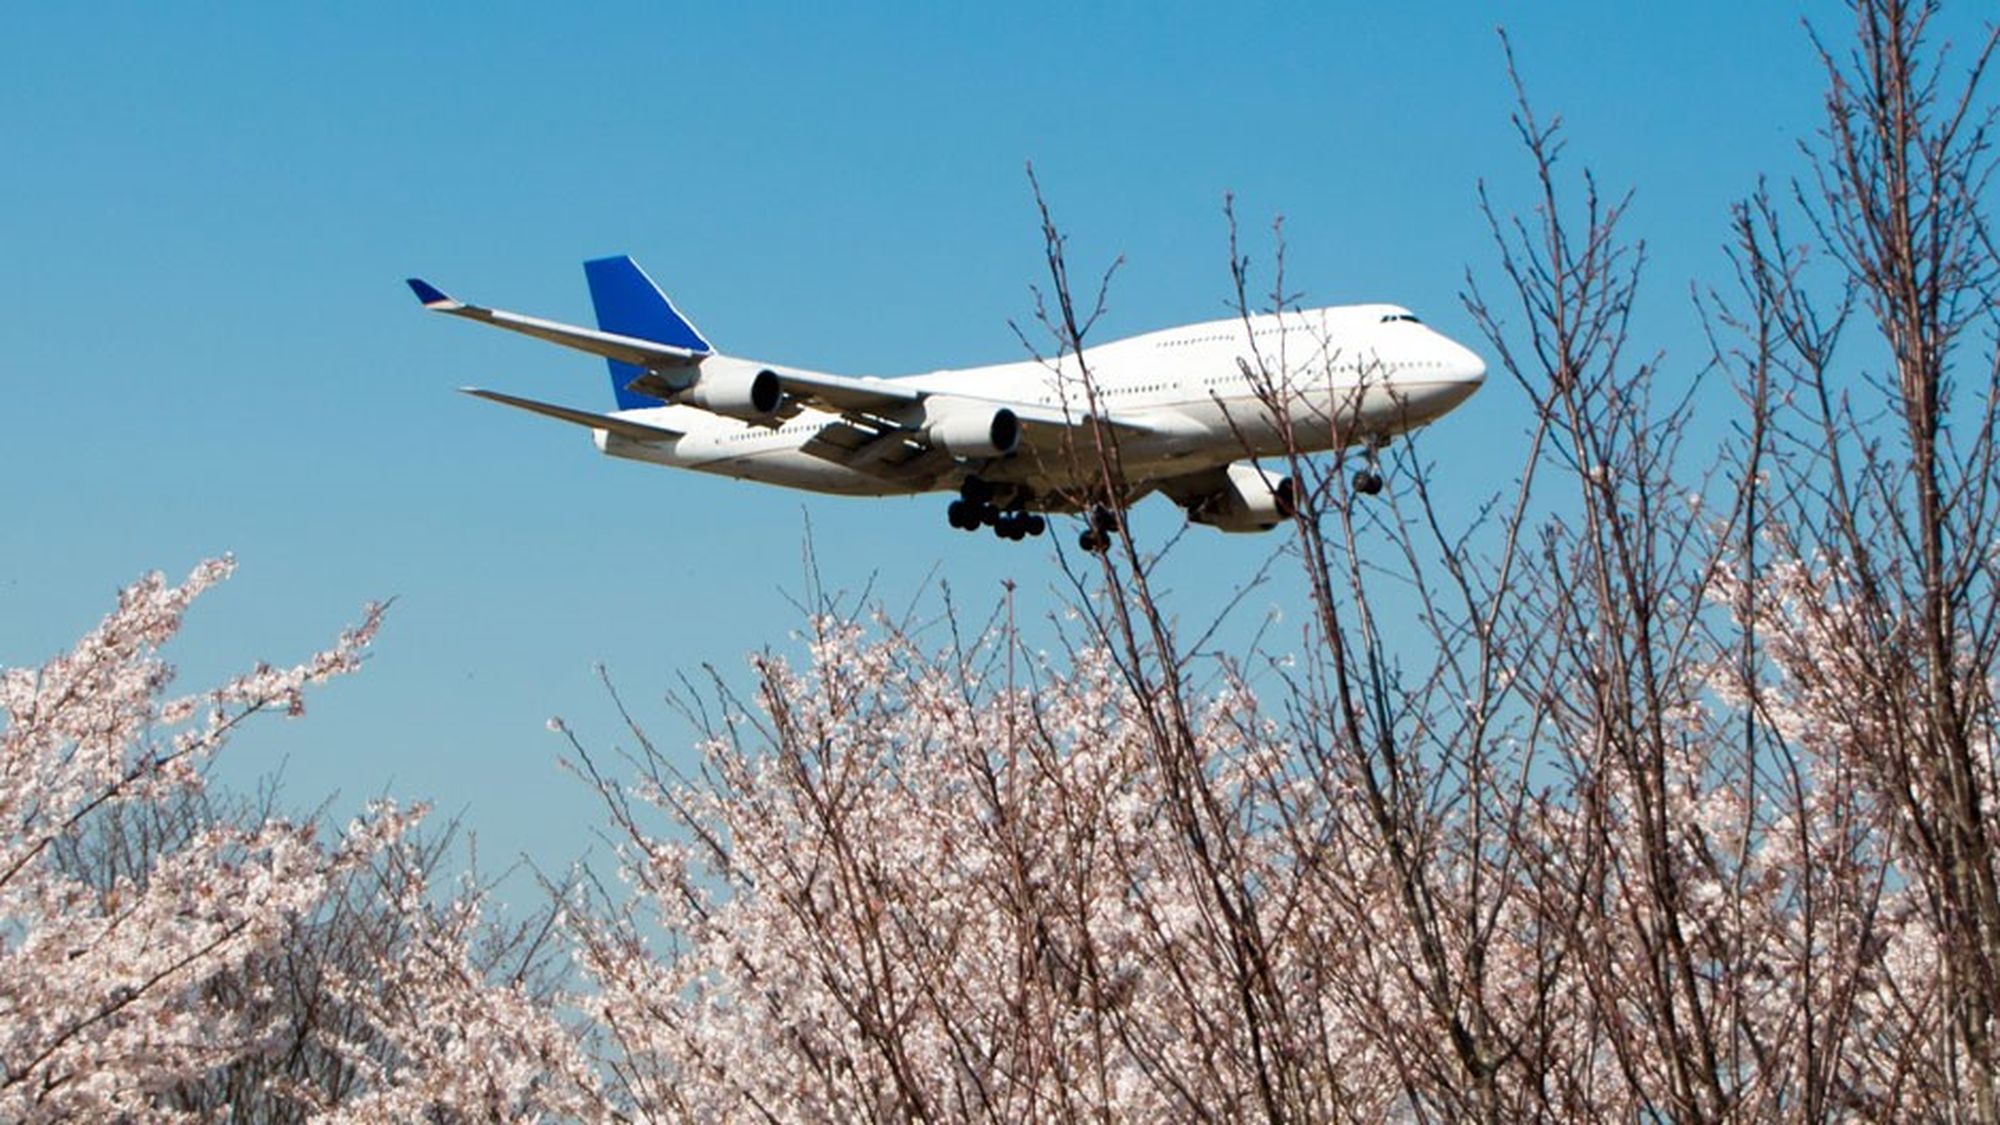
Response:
[1351,438,1390,497]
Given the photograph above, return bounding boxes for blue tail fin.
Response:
[583,255,713,409]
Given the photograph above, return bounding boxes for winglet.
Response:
[405,278,462,310]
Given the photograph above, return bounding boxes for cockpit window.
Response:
[1380,313,1422,324]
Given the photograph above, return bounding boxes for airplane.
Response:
[407,256,1486,552]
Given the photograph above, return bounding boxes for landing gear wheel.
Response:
[1090,505,1122,534]
[1025,514,1046,537]
[1353,469,1384,496]
[1079,529,1105,553]
[947,499,981,530]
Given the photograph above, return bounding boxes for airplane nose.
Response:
[1452,341,1487,386]
[1408,338,1487,422]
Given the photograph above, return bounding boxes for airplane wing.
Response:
[626,361,1170,482]
[740,369,918,416]
[408,279,706,371]
[411,271,1166,458]
[460,387,684,442]
[756,368,1167,437]
[777,378,1170,484]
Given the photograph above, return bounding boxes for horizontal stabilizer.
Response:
[461,387,684,442]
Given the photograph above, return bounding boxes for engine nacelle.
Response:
[920,397,1020,458]
[1187,460,1296,533]
[675,363,782,420]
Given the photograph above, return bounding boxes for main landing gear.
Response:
[1077,505,1121,554]
[947,479,1047,542]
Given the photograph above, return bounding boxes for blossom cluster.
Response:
[0,562,594,1121]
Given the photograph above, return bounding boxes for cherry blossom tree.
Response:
[6,2,1991,1120]
[561,2,1998,1120]
[0,558,379,1117]
[0,561,601,1121]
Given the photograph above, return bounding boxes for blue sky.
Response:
[4,3,1988,887]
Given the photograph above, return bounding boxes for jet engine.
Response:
[1187,460,1296,532]
[921,397,1021,458]
[674,363,782,420]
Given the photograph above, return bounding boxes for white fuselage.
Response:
[595,304,1485,506]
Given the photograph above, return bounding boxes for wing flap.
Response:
[798,417,950,482]
[766,368,1171,442]
[766,369,922,416]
